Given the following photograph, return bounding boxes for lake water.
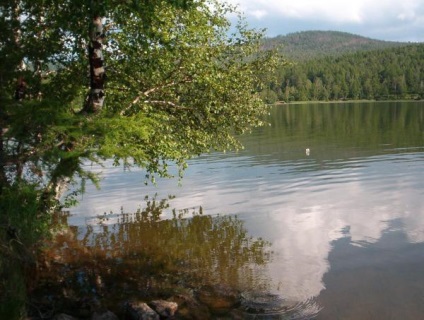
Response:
[62,101,424,319]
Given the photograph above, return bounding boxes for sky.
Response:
[226,0,424,42]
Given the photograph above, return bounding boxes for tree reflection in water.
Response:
[33,196,274,316]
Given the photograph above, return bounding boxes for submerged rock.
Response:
[170,293,211,319]
[197,284,241,314]
[126,301,160,320]
[53,314,79,320]
[91,310,119,320]
[149,300,178,317]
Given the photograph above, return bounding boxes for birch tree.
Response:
[0,0,278,205]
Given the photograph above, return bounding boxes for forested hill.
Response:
[264,31,410,61]
[262,43,424,103]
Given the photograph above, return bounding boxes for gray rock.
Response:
[126,301,160,320]
[149,300,178,317]
[91,310,119,320]
[53,314,79,320]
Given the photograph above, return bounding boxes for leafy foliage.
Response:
[0,1,278,317]
[0,183,52,319]
[0,0,279,199]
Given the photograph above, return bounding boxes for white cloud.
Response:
[250,9,268,19]
[225,0,424,41]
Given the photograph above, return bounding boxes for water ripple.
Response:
[240,292,321,319]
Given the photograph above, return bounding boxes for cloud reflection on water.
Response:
[69,150,424,307]
[69,103,424,315]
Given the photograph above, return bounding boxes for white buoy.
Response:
[306,148,310,156]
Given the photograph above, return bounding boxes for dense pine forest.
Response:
[261,31,424,103]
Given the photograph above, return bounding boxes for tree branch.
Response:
[145,100,191,110]
[120,77,192,116]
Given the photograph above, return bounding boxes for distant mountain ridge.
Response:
[263,30,411,61]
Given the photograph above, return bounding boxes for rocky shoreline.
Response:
[52,299,179,320]
[28,283,300,320]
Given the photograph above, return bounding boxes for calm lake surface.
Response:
[66,101,424,319]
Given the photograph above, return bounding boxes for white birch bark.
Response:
[86,16,105,112]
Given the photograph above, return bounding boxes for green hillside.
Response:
[262,43,424,103]
[264,30,410,61]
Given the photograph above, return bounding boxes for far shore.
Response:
[275,98,423,105]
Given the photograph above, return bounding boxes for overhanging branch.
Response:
[145,100,191,110]
[120,77,192,116]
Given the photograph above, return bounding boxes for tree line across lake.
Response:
[262,44,424,103]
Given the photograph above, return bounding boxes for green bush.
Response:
[0,183,52,319]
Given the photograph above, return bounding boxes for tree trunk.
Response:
[0,126,7,194]
[83,16,105,113]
